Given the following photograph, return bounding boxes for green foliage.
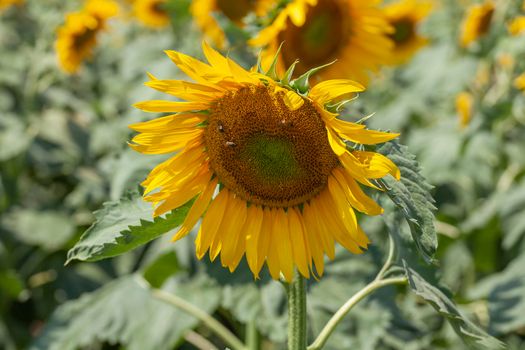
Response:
[1,0,525,349]
[66,192,193,264]
[31,274,221,350]
[378,141,438,264]
[2,209,75,252]
[403,262,505,349]
[470,254,525,335]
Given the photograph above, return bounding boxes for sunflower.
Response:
[382,0,432,65]
[55,0,118,74]
[515,73,525,92]
[249,0,393,84]
[459,1,494,48]
[456,91,473,128]
[191,0,275,48]
[0,0,22,11]
[130,42,400,281]
[133,0,170,28]
[508,16,525,36]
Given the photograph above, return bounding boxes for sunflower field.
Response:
[1,0,525,349]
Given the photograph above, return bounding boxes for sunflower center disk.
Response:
[278,0,346,75]
[216,0,252,23]
[205,85,338,208]
[389,19,415,45]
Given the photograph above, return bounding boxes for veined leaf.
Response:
[469,254,525,335]
[66,192,192,264]
[403,262,506,349]
[378,141,437,264]
[31,274,221,350]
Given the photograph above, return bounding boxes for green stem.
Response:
[288,270,307,350]
[151,288,247,350]
[307,276,407,350]
[375,234,395,281]
[246,320,259,350]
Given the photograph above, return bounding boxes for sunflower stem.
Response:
[287,270,307,350]
[308,235,405,350]
[246,320,259,350]
[307,276,407,350]
[150,287,247,350]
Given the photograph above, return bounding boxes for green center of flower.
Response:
[477,8,494,36]
[151,1,166,15]
[205,84,338,208]
[302,13,331,50]
[278,0,347,75]
[73,27,98,52]
[216,0,252,23]
[240,134,305,184]
[389,19,415,45]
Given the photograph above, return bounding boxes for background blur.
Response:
[1,0,525,349]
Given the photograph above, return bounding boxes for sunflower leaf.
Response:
[66,191,192,264]
[403,262,506,349]
[378,141,438,264]
[468,254,525,336]
[31,274,221,350]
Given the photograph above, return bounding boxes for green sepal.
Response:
[325,95,359,113]
[256,49,265,74]
[290,60,336,94]
[265,42,285,81]
[281,60,299,86]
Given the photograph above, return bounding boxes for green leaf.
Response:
[378,141,438,264]
[66,192,192,264]
[0,114,32,161]
[469,254,525,335]
[499,185,525,249]
[403,262,506,349]
[143,251,181,288]
[31,274,221,350]
[0,269,24,299]
[2,209,75,252]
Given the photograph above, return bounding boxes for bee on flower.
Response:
[129,43,400,281]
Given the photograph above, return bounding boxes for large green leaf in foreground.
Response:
[31,274,221,350]
[403,262,506,349]
[66,192,192,264]
[378,141,437,264]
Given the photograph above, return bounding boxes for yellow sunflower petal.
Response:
[144,79,224,101]
[219,194,248,268]
[273,209,294,282]
[171,177,218,241]
[330,118,399,145]
[152,167,212,217]
[353,151,401,180]
[289,208,311,278]
[134,100,209,113]
[129,113,207,132]
[256,208,273,276]
[332,168,383,215]
[195,189,229,259]
[310,79,366,105]
[266,210,281,280]
[244,205,265,277]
